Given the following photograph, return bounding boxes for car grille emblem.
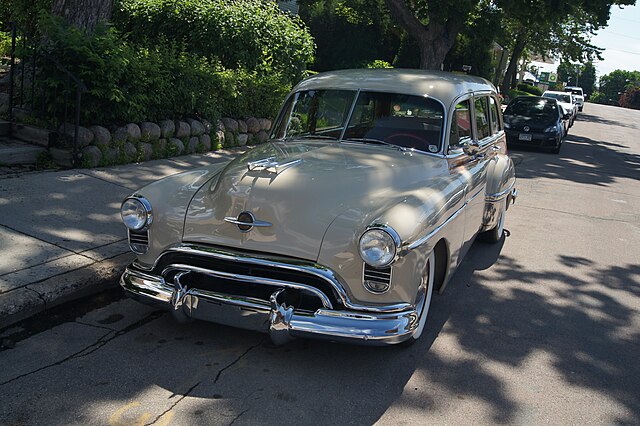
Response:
[247,157,302,174]
[224,211,273,232]
[523,126,530,132]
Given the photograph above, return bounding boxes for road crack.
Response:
[228,408,250,426]
[147,338,265,425]
[214,338,265,384]
[0,311,163,386]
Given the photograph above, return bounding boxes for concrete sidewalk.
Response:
[0,149,243,329]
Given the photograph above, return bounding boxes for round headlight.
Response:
[358,228,399,267]
[121,197,151,230]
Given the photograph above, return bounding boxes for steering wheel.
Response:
[385,133,429,147]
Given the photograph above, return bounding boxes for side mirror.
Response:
[462,140,481,156]
[563,113,571,119]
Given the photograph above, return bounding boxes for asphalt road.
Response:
[1,103,638,425]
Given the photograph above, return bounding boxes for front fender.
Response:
[485,153,515,197]
[482,154,516,230]
[317,175,465,307]
[128,162,230,268]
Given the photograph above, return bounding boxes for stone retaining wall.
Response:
[52,116,272,168]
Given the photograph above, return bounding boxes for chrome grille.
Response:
[152,248,341,312]
[363,264,392,294]
[128,229,149,254]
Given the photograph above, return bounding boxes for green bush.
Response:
[34,14,291,126]
[113,0,315,84]
[0,0,51,34]
[365,60,393,69]
[516,83,543,96]
[506,89,535,103]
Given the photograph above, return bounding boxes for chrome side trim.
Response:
[485,182,516,202]
[404,205,465,252]
[161,263,334,309]
[143,244,412,313]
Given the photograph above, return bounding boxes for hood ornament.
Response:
[247,157,302,174]
[224,211,272,233]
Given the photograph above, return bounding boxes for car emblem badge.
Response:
[224,211,273,233]
[523,126,530,132]
[247,157,302,174]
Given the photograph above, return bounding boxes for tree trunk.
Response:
[501,32,528,94]
[52,0,113,32]
[384,0,460,70]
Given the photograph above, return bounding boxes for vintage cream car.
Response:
[120,69,517,345]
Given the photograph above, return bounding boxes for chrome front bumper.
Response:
[121,266,419,345]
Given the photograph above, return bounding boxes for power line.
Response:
[598,30,640,40]
[615,16,640,24]
[605,48,640,55]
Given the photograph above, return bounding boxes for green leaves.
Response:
[113,0,314,84]
[34,12,293,126]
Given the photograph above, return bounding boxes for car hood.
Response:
[183,140,446,261]
[556,101,573,112]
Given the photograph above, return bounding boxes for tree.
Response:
[443,4,503,79]
[51,0,113,32]
[579,62,597,98]
[597,69,640,105]
[498,0,634,93]
[383,0,478,69]
[619,85,640,109]
[298,0,400,71]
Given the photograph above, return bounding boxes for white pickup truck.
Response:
[564,86,585,112]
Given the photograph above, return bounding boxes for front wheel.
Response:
[404,250,436,344]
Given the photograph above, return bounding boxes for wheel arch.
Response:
[433,238,450,294]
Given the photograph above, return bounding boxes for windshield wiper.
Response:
[343,137,407,151]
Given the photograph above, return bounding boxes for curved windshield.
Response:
[272,90,356,140]
[273,89,444,152]
[343,91,444,151]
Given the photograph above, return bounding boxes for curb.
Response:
[0,252,135,330]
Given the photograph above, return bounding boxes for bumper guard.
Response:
[121,266,419,345]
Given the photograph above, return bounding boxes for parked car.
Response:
[503,96,568,154]
[120,69,517,346]
[543,90,577,128]
[564,86,585,111]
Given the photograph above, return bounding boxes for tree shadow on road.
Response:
[510,132,640,186]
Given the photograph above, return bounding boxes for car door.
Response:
[447,94,501,256]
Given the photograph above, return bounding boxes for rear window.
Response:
[544,93,572,103]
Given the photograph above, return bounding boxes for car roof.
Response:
[511,96,556,103]
[544,91,571,96]
[292,69,496,108]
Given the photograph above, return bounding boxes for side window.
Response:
[489,97,501,134]
[474,97,490,140]
[449,100,472,150]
